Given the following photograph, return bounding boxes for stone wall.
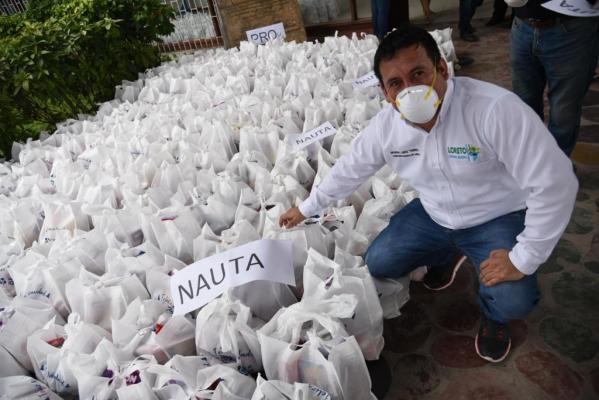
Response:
[215,0,306,49]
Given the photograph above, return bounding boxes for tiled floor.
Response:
[378,10,599,400]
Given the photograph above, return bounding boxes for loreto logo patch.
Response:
[447,144,481,162]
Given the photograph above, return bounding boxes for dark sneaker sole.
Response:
[474,334,512,363]
[423,255,467,291]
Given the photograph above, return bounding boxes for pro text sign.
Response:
[246,23,286,45]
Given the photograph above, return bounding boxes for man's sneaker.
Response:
[460,32,479,42]
[475,314,511,363]
[422,255,467,291]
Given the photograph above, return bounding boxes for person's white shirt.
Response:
[299,77,578,275]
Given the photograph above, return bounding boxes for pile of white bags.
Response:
[0,376,63,400]
[0,29,458,399]
[298,0,345,27]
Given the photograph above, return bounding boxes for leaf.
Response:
[1,0,174,148]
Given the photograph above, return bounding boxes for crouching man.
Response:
[279,25,577,362]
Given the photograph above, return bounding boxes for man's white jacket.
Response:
[299,77,578,275]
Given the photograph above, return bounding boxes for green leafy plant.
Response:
[0,0,174,159]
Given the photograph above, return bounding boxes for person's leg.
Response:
[487,0,507,25]
[454,209,540,362]
[539,18,599,156]
[420,0,433,19]
[458,0,474,33]
[371,0,380,37]
[510,18,547,121]
[365,199,459,279]
[459,0,480,41]
[454,209,540,323]
[377,0,391,38]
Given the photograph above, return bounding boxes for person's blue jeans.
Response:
[365,199,540,324]
[459,0,483,34]
[371,0,391,39]
[511,17,599,156]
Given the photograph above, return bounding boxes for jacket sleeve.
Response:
[484,92,578,275]
[299,116,387,217]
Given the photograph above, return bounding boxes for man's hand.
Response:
[279,207,306,229]
[479,249,525,287]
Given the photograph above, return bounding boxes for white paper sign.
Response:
[287,122,337,150]
[352,71,380,89]
[246,22,286,45]
[542,0,599,16]
[170,239,294,315]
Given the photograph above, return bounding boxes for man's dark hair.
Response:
[374,25,442,87]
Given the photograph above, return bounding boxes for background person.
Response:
[510,0,599,157]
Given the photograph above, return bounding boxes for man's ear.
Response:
[438,58,449,80]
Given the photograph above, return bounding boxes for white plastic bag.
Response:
[115,356,160,400]
[303,249,384,360]
[83,206,144,248]
[38,201,90,245]
[72,342,157,400]
[195,296,264,375]
[200,194,237,235]
[112,298,170,360]
[65,270,149,331]
[227,279,298,323]
[271,153,316,190]
[27,315,111,396]
[0,376,63,400]
[9,255,76,318]
[234,191,267,235]
[263,223,330,291]
[225,151,273,189]
[0,347,28,378]
[239,127,280,165]
[258,296,376,400]
[0,297,65,372]
[372,276,410,319]
[194,364,257,400]
[251,374,332,400]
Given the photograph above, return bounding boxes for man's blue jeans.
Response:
[371,0,391,39]
[511,17,599,156]
[365,199,540,324]
[459,0,483,34]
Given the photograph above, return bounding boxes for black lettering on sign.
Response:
[296,125,334,146]
[357,76,375,85]
[177,252,269,305]
[259,32,268,44]
[559,0,592,13]
[246,253,265,270]
[230,256,244,274]
[179,281,194,304]
[211,263,226,285]
[196,274,211,295]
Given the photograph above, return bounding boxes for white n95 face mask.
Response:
[395,68,442,124]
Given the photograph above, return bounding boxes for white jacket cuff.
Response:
[509,244,540,275]
[298,199,319,219]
